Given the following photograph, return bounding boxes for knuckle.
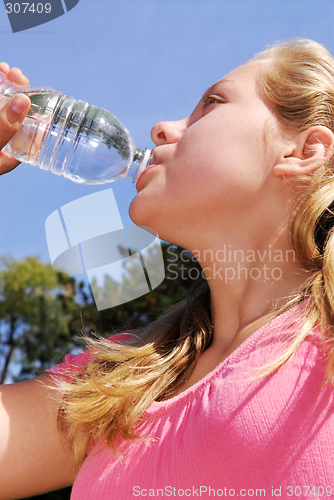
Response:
[0,110,20,132]
[0,111,21,148]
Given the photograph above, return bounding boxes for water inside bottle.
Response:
[45,99,137,184]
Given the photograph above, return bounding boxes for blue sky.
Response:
[0,0,334,264]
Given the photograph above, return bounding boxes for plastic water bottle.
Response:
[0,71,152,184]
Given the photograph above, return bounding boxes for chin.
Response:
[129,192,157,228]
[129,196,174,243]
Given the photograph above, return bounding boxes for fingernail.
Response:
[10,94,29,114]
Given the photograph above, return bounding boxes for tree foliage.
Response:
[0,256,84,383]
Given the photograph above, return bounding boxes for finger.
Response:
[7,67,30,87]
[0,150,20,175]
[0,62,10,75]
[0,94,31,175]
[0,93,30,150]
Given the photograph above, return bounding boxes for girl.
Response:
[1,39,334,499]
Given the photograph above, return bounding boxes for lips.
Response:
[136,163,158,188]
[136,150,159,189]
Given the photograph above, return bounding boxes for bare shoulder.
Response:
[0,374,76,499]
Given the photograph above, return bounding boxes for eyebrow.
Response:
[203,78,235,96]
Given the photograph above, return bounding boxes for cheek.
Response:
[170,119,269,204]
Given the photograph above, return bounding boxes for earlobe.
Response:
[273,126,334,178]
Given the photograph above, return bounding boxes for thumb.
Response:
[0,94,31,150]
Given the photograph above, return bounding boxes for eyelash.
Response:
[200,94,226,108]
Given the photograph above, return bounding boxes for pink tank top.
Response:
[49,302,334,499]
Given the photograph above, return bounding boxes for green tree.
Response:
[0,256,84,383]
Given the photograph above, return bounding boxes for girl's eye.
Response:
[200,94,226,108]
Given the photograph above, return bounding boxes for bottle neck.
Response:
[128,148,153,183]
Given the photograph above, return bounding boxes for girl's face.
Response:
[129,61,286,248]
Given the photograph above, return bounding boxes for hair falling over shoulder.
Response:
[56,39,334,471]
[56,278,213,470]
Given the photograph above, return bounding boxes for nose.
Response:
[151,118,188,146]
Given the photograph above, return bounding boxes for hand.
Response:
[0,62,31,175]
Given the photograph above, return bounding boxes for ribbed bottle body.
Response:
[2,89,137,184]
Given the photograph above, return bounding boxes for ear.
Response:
[273,126,334,177]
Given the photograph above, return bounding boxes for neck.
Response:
[191,233,307,357]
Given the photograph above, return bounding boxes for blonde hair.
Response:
[56,39,334,471]
[249,39,334,375]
